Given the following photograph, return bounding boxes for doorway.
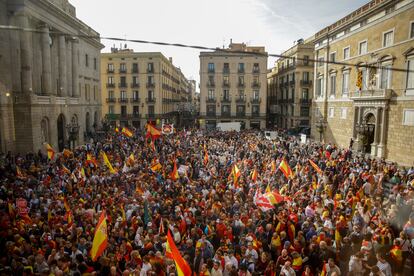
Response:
[57,114,66,152]
[363,113,376,154]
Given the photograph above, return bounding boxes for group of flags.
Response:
[254,188,285,212]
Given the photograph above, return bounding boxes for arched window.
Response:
[40,117,50,143]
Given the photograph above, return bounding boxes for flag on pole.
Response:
[203,144,209,166]
[121,127,133,138]
[231,164,241,188]
[146,124,162,140]
[86,153,98,167]
[150,159,162,172]
[166,230,192,276]
[309,159,322,174]
[356,70,363,90]
[45,143,55,160]
[250,169,258,182]
[279,159,293,179]
[101,151,117,174]
[90,211,108,262]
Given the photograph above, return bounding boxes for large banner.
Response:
[162,124,174,135]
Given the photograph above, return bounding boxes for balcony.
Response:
[221,96,231,103]
[147,68,154,74]
[130,98,140,103]
[146,97,156,103]
[107,69,114,74]
[206,112,216,117]
[221,111,231,117]
[106,98,116,103]
[208,69,215,74]
[206,97,216,103]
[235,97,246,103]
[238,68,245,74]
[300,98,311,105]
[222,82,230,88]
[106,83,115,88]
[105,113,120,120]
[147,113,155,119]
[131,83,140,88]
[237,83,245,88]
[118,83,127,88]
[350,89,392,101]
[132,113,140,118]
[146,82,155,88]
[250,97,261,104]
[236,112,246,117]
[119,68,127,74]
[118,98,129,103]
[252,82,261,88]
[131,68,139,74]
[207,81,215,88]
[252,68,260,74]
[289,80,296,86]
[222,68,230,74]
[300,80,312,86]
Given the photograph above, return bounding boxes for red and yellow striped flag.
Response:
[170,159,179,181]
[232,164,241,188]
[45,143,55,160]
[90,211,108,262]
[309,159,322,174]
[121,127,133,138]
[146,124,161,140]
[250,169,258,182]
[166,230,192,276]
[278,159,293,179]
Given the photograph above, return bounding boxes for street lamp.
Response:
[66,121,79,150]
[315,119,326,142]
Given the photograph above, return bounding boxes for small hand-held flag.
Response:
[101,151,117,174]
[45,143,55,160]
[278,159,293,179]
[166,230,192,276]
[90,210,108,262]
[121,127,133,138]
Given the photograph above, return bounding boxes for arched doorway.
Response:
[85,112,91,134]
[57,114,66,152]
[363,113,376,154]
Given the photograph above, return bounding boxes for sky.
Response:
[71,0,368,88]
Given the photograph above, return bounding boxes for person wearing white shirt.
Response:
[280,261,296,276]
[375,253,392,276]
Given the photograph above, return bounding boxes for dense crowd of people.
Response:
[0,128,413,276]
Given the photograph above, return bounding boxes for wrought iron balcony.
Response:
[236,112,246,117]
[221,111,231,117]
[222,82,230,88]
[300,80,312,86]
[146,82,155,88]
[119,68,127,74]
[300,98,311,105]
[238,83,245,88]
[235,97,246,103]
[206,97,216,103]
[222,68,230,74]
[132,113,140,118]
[221,96,231,103]
[350,89,392,100]
[107,69,114,74]
[208,69,215,74]
[118,98,128,103]
[146,97,156,103]
[118,83,127,88]
[131,68,139,74]
[238,68,245,74]
[252,82,261,88]
[250,97,261,104]
[106,98,116,103]
[289,80,296,86]
[207,81,215,88]
[147,68,154,74]
[131,83,140,88]
[130,98,140,103]
[252,68,260,74]
[106,83,115,88]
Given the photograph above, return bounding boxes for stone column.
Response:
[66,39,73,97]
[371,107,380,156]
[40,24,53,95]
[58,35,67,97]
[352,106,359,138]
[377,107,387,158]
[16,13,33,94]
[72,39,79,97]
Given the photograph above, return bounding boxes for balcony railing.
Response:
[130,98,140,103]
[208,69,215,74]
[131,68,139,74]
[238,68,245,74]
[300,98,311,104]
[106,98,116,103]
[106,83,115,88]
[238,83,245,88]
[236,112,246,117]
[206,97,216,103]
[252,82,261,88]
[289,80,296,86]
[221,111,231,117]
[131,83,140,88]
[250,97,261,104]
[119,68,127,74]
[206,112,216,117]
[221,96,231,103]
[107,69,114,74]
[222,68,230,74]
[207,82,215,87]
[252,68,260,74]
[132,113,140,118]
[118,98,128,103]
[118,83,127,88]
[146,82,155,88]
[235,97,246,103]
[350,89,392,100]
[222,82,230,88]
[300,80,312,86]
[147,68,154,74]
[146,97,156,103]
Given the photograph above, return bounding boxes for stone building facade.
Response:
[311,0,414,165]
[0,0,103,153]
[100,49,192,128]
[199,42,267,130]
[267,39,314,129]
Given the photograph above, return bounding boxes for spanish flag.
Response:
[126,153,135,166]
[86,153,98,167]
[150,159,162,172]
[166,230,192,276]
[309,159,322,175]
[265,190,284,205]
[146,124,162,140]
[101,151,117,174]
[250,169,258,182]
[90,211,108,262]
[45,143,55,160]
[279,159,293,179]
[170,159,179,181]
[121,127,133,138]
[231,164,241,188]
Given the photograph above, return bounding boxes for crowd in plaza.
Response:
[0,127,414,276]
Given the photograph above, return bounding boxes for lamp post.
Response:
[66,121,79,150]
[315,119,325,142]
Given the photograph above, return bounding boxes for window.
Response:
[316,77,323,97]
[108,105,114,114]
[148,106,154,116]
[303,55,309,65]
[300,106,310,116]
[147,62,154,72]
[329,107,334,118]
[223,75,229,85]
[207,105,215,115]
[132,76,138,85]
[359,41,367,55]
[208,89,215,99]
[133,90,139,100]
[406,58,414,95]
[120,90,126,99]
[108,90,114,99]
[411,22,414,38]
[238,76,244,85]
[330,75,336,96]
[380,64,392,89]
[94,58,97,70]
[303,72,309,81]
[236,105,245,114]
[121,106,127,116]
[133,106,139,115]
[341,107,347,119]
[108,76,114,84]
[223,63,229,73]
[342,71,349,96]
[148,76,154,84]
[208,63,215,73]
[108,63,114,72]
[93,85,96,100]
[238,90,244,100]
[238,63,245,73]
[85,54,89,67]
[253,63,260,73]
[120,76,126,86]
[132,63,138,73]
[148,90,154,100]
[222,105,230,114]
[403,109,414,126]
[318,57,324,67]
[315,107,321,118]
[253,90,259,99]
[383,31,394,47]
[252,105,259,115]
[120,63,126,72]
[343,47,350,60]
[223,89,230,100]
[330,52,336,63]
[208,75,215,85]
[302,88,309,100]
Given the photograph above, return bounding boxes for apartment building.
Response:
[311,0,414,165]
[199,42,267,130]
[0,0,103,153]
[267,39,314,129]
[100,49,191,128]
